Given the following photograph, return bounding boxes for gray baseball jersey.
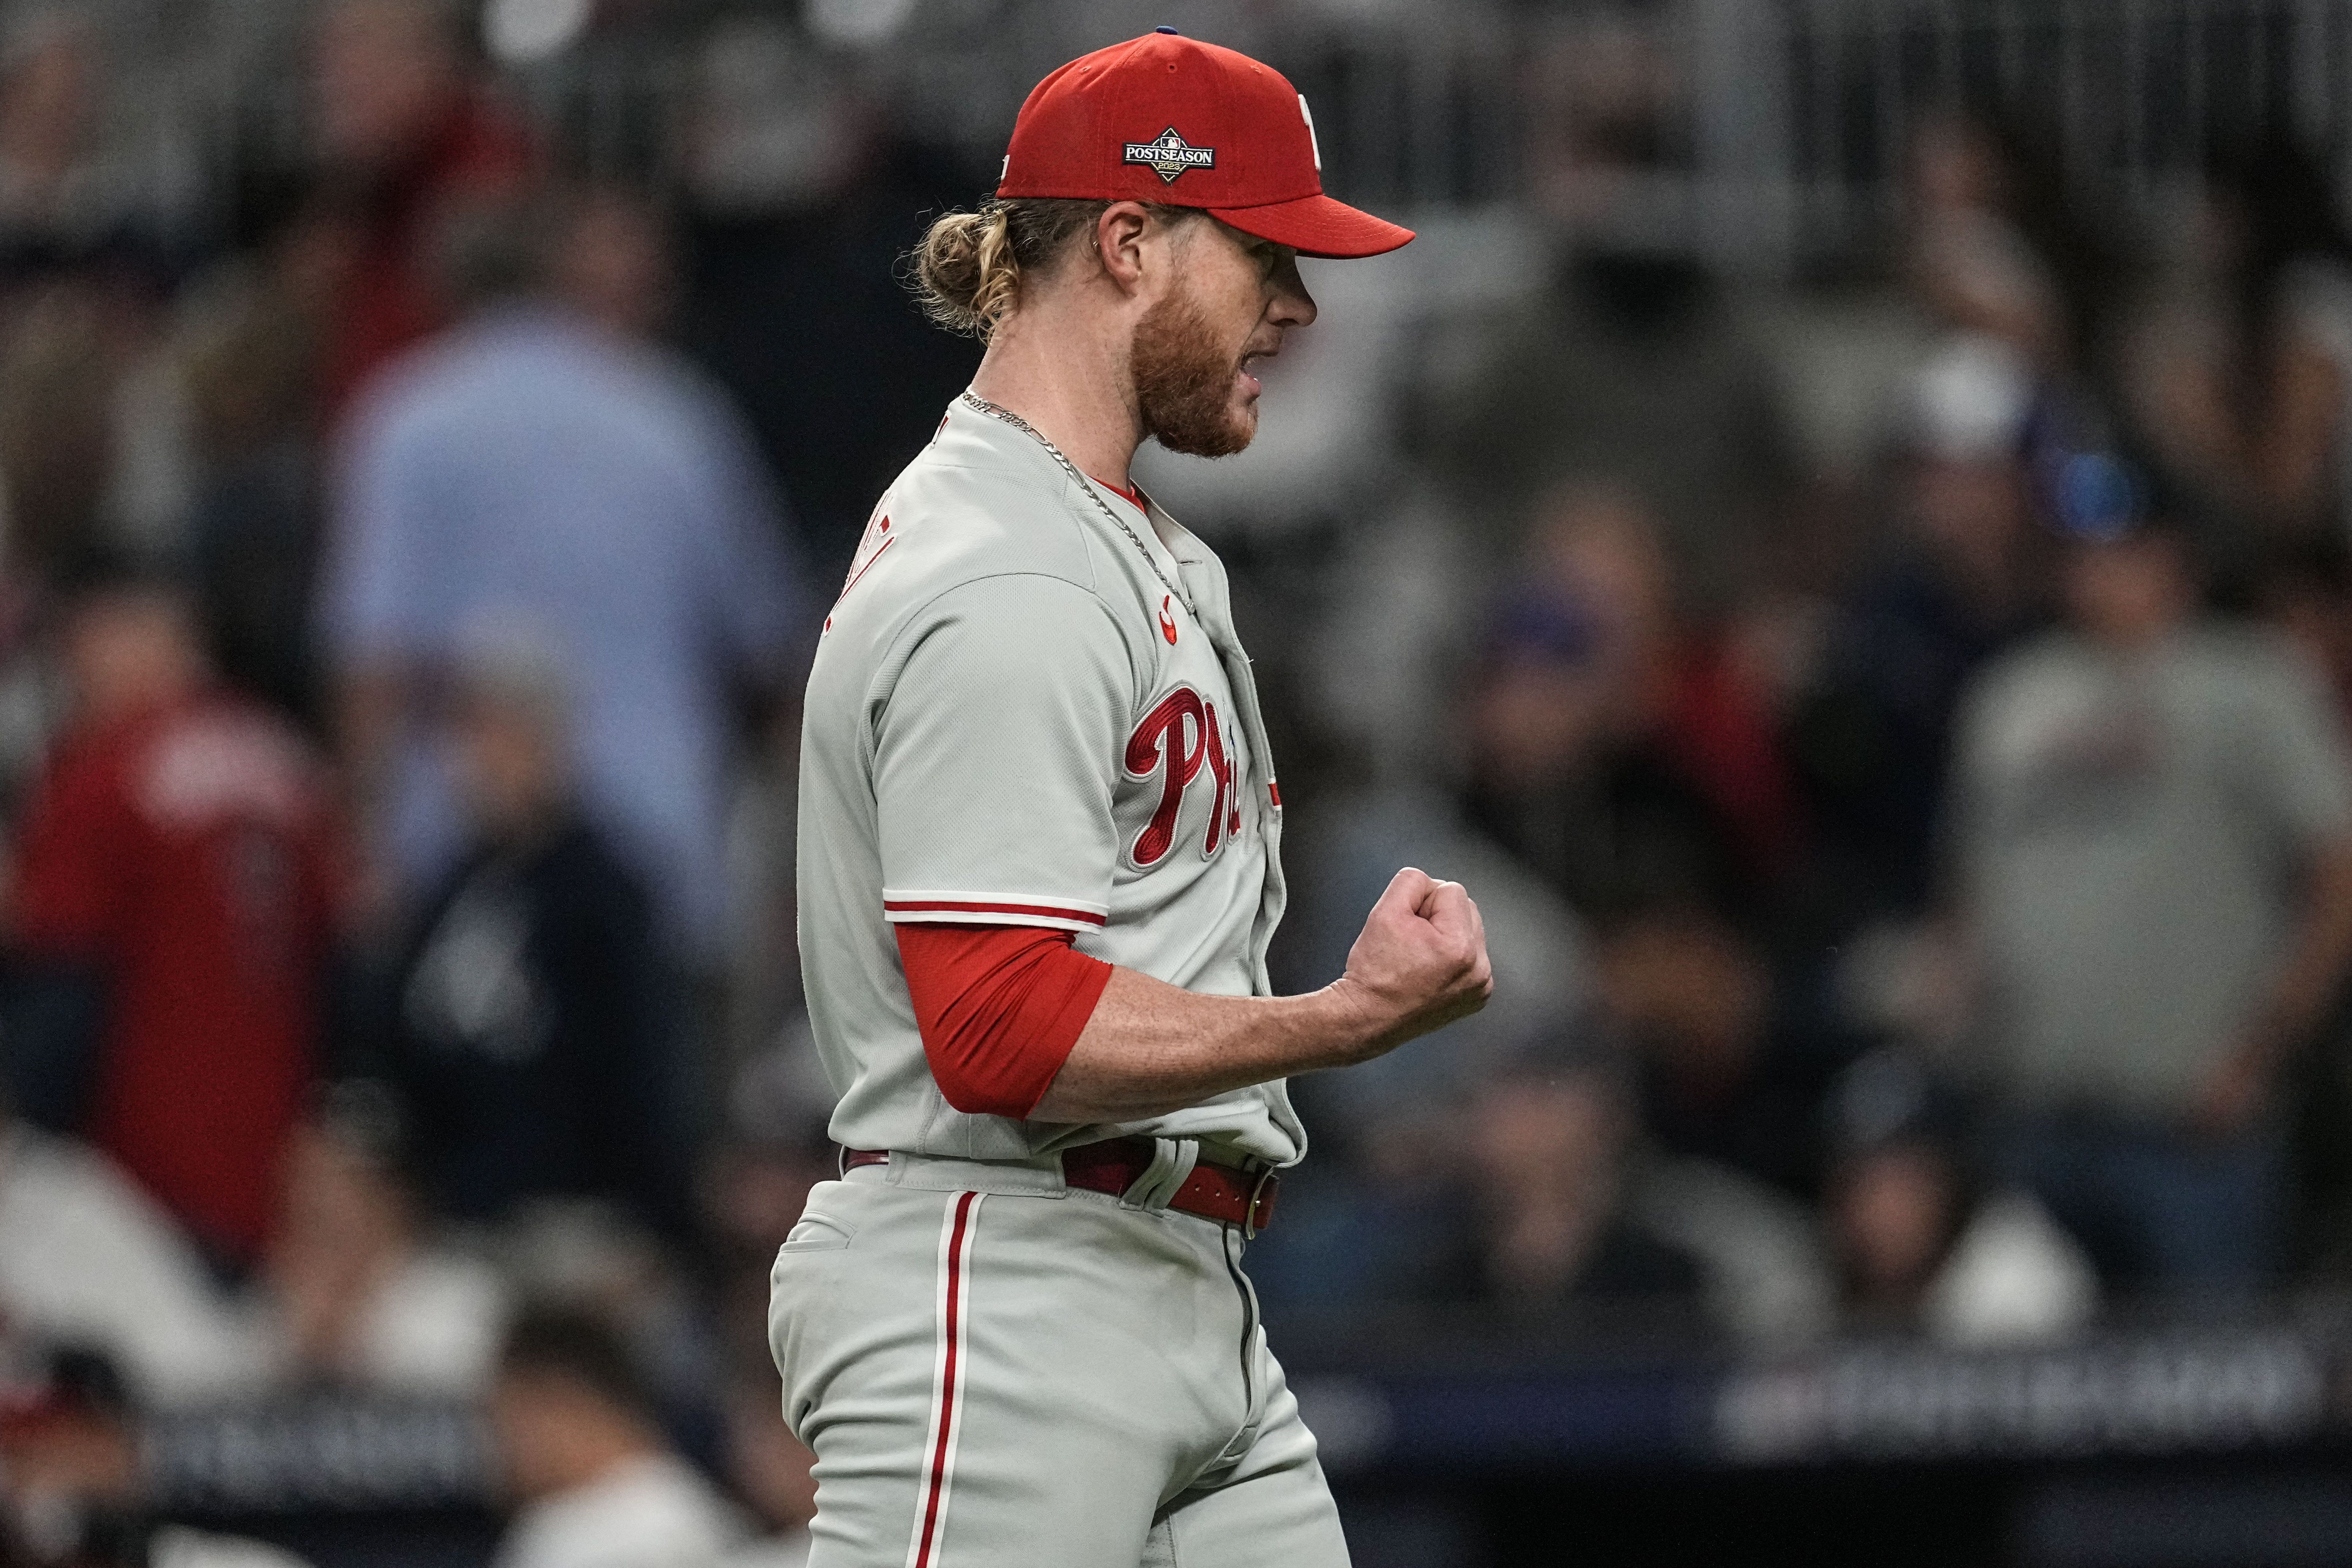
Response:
[779,397,1352,1567]
[796,394,1304,1165]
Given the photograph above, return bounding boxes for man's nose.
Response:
[1269,256,1317,329]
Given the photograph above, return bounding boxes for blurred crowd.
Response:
[0,3,885,1563]
[0,0,2341,1563]
[1261,99,2352,1356]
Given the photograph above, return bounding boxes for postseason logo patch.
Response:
[1123,127,1216,184]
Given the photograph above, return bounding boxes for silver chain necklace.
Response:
[959,390,1195,616]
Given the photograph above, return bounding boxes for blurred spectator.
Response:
[2120,134,2352,557]
[174,199,353,724]
[0,13,107,290]
[2259,542,2352,730]
[1629,1143,1834,1345]
[1952,515,2352,1291]
[1792,338,2052,916]
[489,1304,748,1568]
[321,182,809,977]
[1517,10,1681,227]
[0,22,199,576]
[1405,1034,1830,1344]
[2222,138,2352,543]
[1408,1043,1706,1325]
[1903,113,2076,373]
[2,558,343,1268]
[718,1389,813,1568]
[0,281,146,577]
[1823,1052,2095,1345]
[675,22,981,572]
[699,1068,832,1378]
[0,1349,310,1567]
[1594,905,1839,1201]
[495,1203,725,1445]
[0,13,191,302]
[1423,30,1800,615]
[260,1092,506,1397]
[2256,547,2352,1271]
[1460,488,1789,926]
[1245,787,1600,1322]
[381,641,694,1238]
[553,188,675,342]
[1421,245,1799,614]
[0,1102,269,1406]
[306,0,534,423]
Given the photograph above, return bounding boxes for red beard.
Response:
[1131,286,1254,458]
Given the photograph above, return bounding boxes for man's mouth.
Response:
[1236,345,1276,395]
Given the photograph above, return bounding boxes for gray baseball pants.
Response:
[767,1153,1350,1567]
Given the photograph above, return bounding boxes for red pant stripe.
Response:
[908,1190,983,1567]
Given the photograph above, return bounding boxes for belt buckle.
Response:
[1243,1165,1276,1240]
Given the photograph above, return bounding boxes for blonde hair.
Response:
[911,198,1185,339]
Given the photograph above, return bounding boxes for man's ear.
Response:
[1093,202,1159,295]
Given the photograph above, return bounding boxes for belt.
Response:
[842,1137,1279,1233]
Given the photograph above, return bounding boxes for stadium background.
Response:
[1,0,2352,1564]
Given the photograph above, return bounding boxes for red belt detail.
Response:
[842,1137,1278,1232]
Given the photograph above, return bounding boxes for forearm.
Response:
[1026,866,1491,1124]
[1029,966,1388,1124]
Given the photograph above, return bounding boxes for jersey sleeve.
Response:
[874,573,1133,934]
[895,923,1112,1117]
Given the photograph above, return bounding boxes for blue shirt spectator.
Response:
[322,298,808,963]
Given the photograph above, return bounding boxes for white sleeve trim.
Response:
[881,889,1108,931]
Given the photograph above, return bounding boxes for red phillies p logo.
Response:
[1124,686,1240,866]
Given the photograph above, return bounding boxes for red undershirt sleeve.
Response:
[895,923,1114,1119]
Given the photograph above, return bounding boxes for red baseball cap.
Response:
[996,30,1414,260]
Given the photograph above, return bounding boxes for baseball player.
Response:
[773,30,1493,1567]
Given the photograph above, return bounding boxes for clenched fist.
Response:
[1333,866,1493,1058]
